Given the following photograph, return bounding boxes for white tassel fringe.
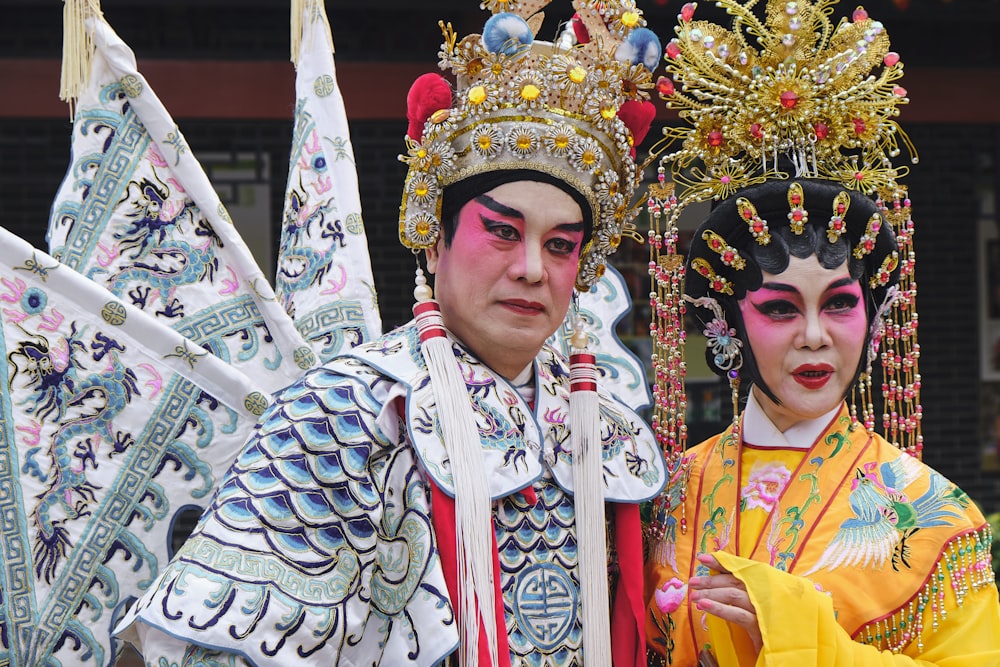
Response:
[570,348,612,666]
[415,298,499,667]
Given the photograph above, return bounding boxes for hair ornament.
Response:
[852,211,884,258]
[691,257,734,295]
[684,295,743,372]
[866,284,900,372]
[653,0,916,211]
[617,26,662,69]
[869,249,899,289]
[702,229,745,270]
[482,12,534,56]
[736,196,771,245]
[787,181,807,234]
[876,188,921,455]
[826,190,851,242]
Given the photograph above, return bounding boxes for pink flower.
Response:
[654,577,688,613]
[741,461,791,512]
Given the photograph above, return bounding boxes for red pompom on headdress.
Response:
[617,99,656,159]
[570,12,590,43]
[406,73,453,141]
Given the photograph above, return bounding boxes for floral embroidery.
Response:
[654,577,688,613]
[697,431,739,555]
[741,461,791,512]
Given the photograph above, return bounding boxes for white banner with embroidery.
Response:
[0,225,268,666]
[48,16,317,395]
[277,1,382,361]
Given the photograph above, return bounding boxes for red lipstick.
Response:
[792,363,833,390]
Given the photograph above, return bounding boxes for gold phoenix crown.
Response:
[399,0,661,290]
[654,0,916,207]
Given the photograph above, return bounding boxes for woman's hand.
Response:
[689,553,763,654]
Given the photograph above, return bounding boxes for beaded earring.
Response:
[685,294,743,444]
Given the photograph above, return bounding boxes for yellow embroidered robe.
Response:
[645,404,1000,666]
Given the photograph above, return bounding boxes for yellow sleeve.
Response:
[711,552,1000,667]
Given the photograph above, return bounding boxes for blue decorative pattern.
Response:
[275,13,382,361]
[121,366,456,666]
[48,29,314,394]
[500,481,582,663]
[121,323,663,666]
[0,227,265,667]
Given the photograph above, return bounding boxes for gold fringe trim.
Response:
[857,525,996,654]
[290,0,335,67]
[59,0,103,115]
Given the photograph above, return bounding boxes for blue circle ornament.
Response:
[100,301,128,326]
[512,562,578,651]
[21,288,47,315]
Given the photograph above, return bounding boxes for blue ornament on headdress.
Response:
[616,27,661,69]
[483,12,533,57]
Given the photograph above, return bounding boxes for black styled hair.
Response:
[685,179,899,405]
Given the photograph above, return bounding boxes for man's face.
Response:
[739,254,868,432]
[426,180,585,379]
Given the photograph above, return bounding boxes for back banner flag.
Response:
[550,265,653,412]
[48,13,317,395]
[277,0,382,360]
[0,225,268,666]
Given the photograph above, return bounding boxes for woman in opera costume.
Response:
[642,0,1000,664]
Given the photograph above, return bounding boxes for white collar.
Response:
[509,362,535,405]
[742,389,842,450]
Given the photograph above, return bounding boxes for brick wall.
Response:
[903,125,1000,510]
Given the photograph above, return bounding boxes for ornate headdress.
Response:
[645,0,921,540]
[398,3,661,666]
[399,0,660,289]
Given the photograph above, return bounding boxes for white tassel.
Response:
[290,0,335,67]
[290,0,306,65]
[60,0,102,116]
[413,268,499,667]
[569,317,612,666]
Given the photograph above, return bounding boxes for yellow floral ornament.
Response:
[403,212,439,247]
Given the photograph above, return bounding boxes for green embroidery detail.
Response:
[771,471,822,571]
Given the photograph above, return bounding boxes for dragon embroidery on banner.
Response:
[109,173,220,318]
[9,323,139,582]
[276,103,370,360]
[0,252,260,666]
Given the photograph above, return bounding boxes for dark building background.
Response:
[2,0,1000,558]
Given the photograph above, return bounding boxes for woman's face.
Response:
[739,254,867,432]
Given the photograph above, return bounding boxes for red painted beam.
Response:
[1,59,996,124]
